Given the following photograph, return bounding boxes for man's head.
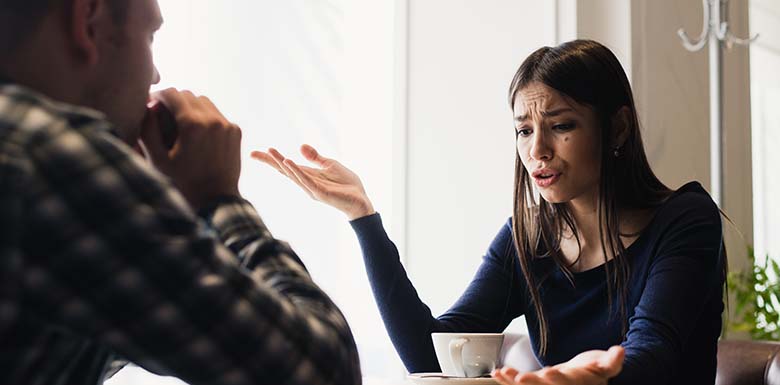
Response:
[0,0,162,144]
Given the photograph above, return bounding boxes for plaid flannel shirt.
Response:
[0,82,361,385]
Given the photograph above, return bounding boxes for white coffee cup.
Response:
[431,333,504,378]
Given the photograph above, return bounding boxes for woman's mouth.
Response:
[532,170,561,188]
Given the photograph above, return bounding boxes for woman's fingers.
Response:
[256,148,314,196]
[300,144,333,167]
[493,366,583,385]
[284,158,324,199]
[253,149,323,176]
[492,369,514,385]
[253,146,371,217]
[493,349,622,385]
[496,367,519,379]
[268,148,296,176]
[597,346,624,376]
[494,367,531,384]
[250,151,284,174]
[536,367,566,383]
[252,147,340,200]
[512,372,545,385]
[258,148,290,176]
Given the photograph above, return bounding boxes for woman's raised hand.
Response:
[251,144,375,220]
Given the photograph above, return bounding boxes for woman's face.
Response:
[513,82,603,205]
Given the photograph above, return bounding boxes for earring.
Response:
[613,146,621,158]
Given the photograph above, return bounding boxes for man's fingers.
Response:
[139,102,170,163]
[152,88,193,117]
[195,95,229,123]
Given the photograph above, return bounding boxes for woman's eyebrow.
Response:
[514,108,575,122]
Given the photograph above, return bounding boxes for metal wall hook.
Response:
[678,0,711,52]
[676,0,758,207]
[722,26,759,48]
[678,0,758,51]
[717,0,759,48]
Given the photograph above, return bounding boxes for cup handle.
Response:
[449,338,469,377]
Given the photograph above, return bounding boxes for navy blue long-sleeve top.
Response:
[350,181,724,385]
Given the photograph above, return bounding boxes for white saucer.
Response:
[407,373,498,385]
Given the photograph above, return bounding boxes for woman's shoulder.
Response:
[655,181,720,221]
[482,217,517,260]
[643,181,722,242]
[495,216,515,246]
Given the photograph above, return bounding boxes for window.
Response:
[109,0,401,383]
[750,0,780,265]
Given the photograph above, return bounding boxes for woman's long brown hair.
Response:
[508,40,673,356]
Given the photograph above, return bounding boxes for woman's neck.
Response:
[566,195,601,248]
[562,195,653,271]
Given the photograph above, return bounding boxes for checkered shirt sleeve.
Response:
[0,85,361,385]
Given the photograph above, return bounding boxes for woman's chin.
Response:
[539,191,571,204]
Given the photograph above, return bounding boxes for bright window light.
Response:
[108,0,402,383]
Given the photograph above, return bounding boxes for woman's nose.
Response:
[529,130,552,161]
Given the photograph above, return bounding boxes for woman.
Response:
[252,40,725,385]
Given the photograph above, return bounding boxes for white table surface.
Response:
[106,366,410,385]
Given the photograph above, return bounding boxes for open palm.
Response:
[493,346,624,385]
[251,144,375,220]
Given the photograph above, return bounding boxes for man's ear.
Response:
[68,0,110,66]
[611,106,631,148]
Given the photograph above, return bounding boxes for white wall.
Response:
[572,0,753,270]
[403,0,555,332]
[629,0,753,272]
[563,0,632,77]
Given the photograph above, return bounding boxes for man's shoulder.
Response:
[0,84,112,144]
[0,84,128,192]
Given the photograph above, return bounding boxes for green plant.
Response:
[726,246,780,340]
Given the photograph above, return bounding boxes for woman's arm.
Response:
[253,145,526,373]
[351,214,525,372]
[613,190,724,384]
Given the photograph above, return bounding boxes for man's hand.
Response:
[492,346,624,385]
[140,88,241,210]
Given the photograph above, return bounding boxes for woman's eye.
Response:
[516,128,532,137]
[552,123,575,131]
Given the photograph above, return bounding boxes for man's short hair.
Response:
[0,0,129,55]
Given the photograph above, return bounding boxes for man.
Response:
[0,0,361,384]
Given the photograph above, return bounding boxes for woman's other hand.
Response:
[251,144,375,220]
[492,346,624,385]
